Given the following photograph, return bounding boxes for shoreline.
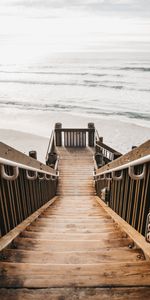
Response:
[0,111,150,163]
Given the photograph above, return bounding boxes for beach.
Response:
[0,110,149,163]
[0,51,149,163]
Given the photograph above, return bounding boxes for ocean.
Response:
[0,51,150,129]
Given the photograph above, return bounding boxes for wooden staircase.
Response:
[0,147,150,299]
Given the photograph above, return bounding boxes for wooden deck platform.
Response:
[0,147,150,299]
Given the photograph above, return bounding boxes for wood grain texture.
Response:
[0,287,150,300]
[0,146,149,298]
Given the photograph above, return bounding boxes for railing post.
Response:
[55,123,62,147]
[29,151,37,160]
[114,153,122,160]
[88,123,95,147]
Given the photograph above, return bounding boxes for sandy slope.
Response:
[0,129,49,163]
[0,111,149,163]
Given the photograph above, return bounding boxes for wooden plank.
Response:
[0,142,55,174]
[39,214,110,218]
[0,287,150,300]
[12,237,133,251]
[28,222,116,229]
[20,230,127,240]
[32,213,114,218]
[1,262,150,287]
[1,248,145,264]
[96,197,150,260]
[38,216,112,222]
[26,224,118,233]
[96,140,150,174]
[33,219,114,226]
[38,215,111,219]
[0,197,58,251]
[1,145,149,294]
[43,208,107,213]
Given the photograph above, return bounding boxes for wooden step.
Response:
[1,262,150,288]
[0,146,149,298]
[0,248,145,264]
[11,237,133,251]
[1,287,150,300]
[26,224,119,233]
[20,230,127,240]
[38,216,112,221]
[33,219,114,227]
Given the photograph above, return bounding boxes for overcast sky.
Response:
[0,0,150,17]
[0,0,150,63]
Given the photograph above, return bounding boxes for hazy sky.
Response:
[0,0,150,17]
[0,0,150,63]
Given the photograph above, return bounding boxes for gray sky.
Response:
[1,0,150,17]
[0,0,150,63]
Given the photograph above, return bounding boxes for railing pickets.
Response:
[76,131,79,147]
[116,180,121,215]
[79,131,81,147]
[19,170,28,219]
[69,131,71,147]
[14,179,23,224]
[1,181,8,234]
[140,165,150,234]
[70,131,73,147]
[0,187,7,236]
[138,167,147,232]
[67,131,69,147]
[94,140,150,240]
[118,171,125,217]
[6,179,16,229]
[83,132,85,147]
[132,179,140,228]
[80,131,82,147]
[54,124,95,148]
[0,142,59,237]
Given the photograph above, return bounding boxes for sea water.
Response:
[0,51,150,129]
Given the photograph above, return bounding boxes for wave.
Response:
[0,79,125,90]
[1,100,150,121]
[0,70,89,76]
[1,78,150,92]
[86,110,150,121]
[120,67,150,72]
[0,69,122,78]
[118,111,150,121]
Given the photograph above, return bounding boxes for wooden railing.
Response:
[94,140,150,240]
[95,129,122,165]
[54,123,95,147]
[0,142,59,237]
[95,141,122,163]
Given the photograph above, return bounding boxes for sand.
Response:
[0,129,49,163]
[0,111,149,163]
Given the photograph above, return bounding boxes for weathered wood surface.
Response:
[0,142,55,173]
[0,287,150,300]
[97,139,150,174]
[0,146,150,299]
[96,197,150,260]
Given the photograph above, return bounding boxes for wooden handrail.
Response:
[0,143,58,237]
[54,125,95,147]
[94,140,150,238]
[0,165,19,181]
[45,130,55,162]
[95,154,150,178]
[55,128,95,132]
[0,157,58,177]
